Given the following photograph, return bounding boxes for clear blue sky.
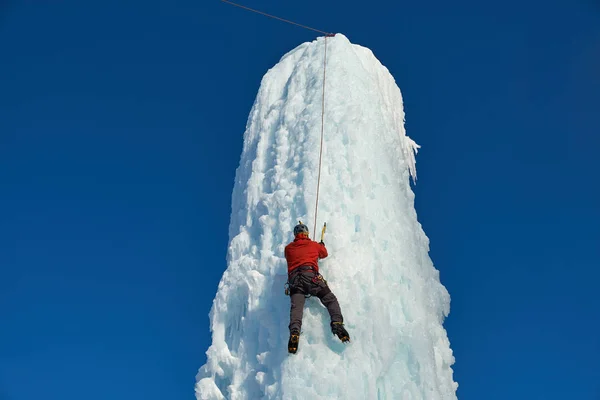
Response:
[1,0,598,399]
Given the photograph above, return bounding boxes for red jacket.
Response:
[284,235,328,274]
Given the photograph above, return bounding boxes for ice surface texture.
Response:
[196,34,457,400]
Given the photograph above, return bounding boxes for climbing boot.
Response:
[331,322,350,343]
[288,330,300,354]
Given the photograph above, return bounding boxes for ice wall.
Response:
[196,34,457,400]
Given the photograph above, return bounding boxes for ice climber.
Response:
[284,222,350,354]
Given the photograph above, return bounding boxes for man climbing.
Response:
[284,221,350,354]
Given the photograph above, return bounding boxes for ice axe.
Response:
[320,222,326,243]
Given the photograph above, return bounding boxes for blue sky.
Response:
[1,0,599,399]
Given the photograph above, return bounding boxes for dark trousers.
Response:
[288,269,343,333]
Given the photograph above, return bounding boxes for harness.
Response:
[284,265,326,298]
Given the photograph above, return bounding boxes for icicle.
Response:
[403,134,420,184]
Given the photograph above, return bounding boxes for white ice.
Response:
[196,34,457,400]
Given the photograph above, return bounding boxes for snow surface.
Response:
[196,34,457,400]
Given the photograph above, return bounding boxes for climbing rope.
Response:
[220,0,333,36]
[313,36,328,239]
[220,0,332,238]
